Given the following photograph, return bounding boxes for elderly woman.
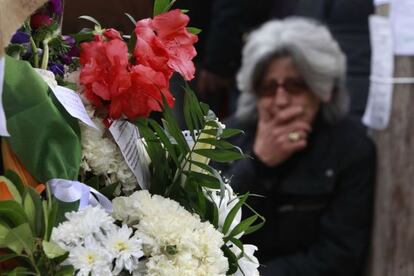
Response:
[221,18,376,275]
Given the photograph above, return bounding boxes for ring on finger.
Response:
[288,131,301,142]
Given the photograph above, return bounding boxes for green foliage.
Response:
[153,0,177,16]
[136,82,264,274]
[0,175,72,274]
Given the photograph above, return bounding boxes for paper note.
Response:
[0,57,10,136]
[109,120,149,190]
[51,86,98,129]
[363,16,394,130]
[390,0,414,55]
[35,69,97,129]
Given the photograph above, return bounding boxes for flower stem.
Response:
[41,39,50,70]
[30,37,39,68]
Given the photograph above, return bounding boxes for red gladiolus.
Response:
[134,9,198,81]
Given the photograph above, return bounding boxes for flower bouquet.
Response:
[0,0,264,275]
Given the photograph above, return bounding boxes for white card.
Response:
[51,86,98,129]
[0,57,10,136]
[390,0,414,55]
[109,120,149,190]
[35,69,97,129]
[363,16,394,129]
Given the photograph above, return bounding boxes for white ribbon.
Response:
[0,57,10,136]
[47,179,113,212]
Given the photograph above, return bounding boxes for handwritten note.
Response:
[363,15,394,130]
[109,120,149,190]
[0,57,10,136]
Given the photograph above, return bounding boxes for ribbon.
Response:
[47,179,113,212]
[0,57,10,136]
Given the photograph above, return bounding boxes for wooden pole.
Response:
[368,4,414,276]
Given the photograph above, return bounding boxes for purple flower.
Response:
[11,31,30,44]
[60,35,80,65]
[49,63,65,76]
[48,0,64,15]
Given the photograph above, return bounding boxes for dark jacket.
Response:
[219,114,376,276]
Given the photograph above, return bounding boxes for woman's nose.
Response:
[274,87,290,108]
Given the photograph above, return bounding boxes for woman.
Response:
[222,18,376,275]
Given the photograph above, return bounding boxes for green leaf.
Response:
[43,240,67,259]
[220,128,245,139]
[99,182,119,199]
[227,215,258,238]
[197,138,241,151]
[0,222,10,246]
[56,265,75,276]
[4,171,25,197]
[162,96,190,153]
[0,201,28,227]
[188,160,215,175]
[22,192,36,235]
[0,176,22,204]
[5,266,29,276]
[53,198,80,226]
[26,188,45,238]
[222,245,238,275]
[187,27,202,35]
[153,0,171,16]
[3,223,34,254]
[128,31,137,55]
[78,15,101,28]
[183,171,221,189]
[222,194,248,235]
[125,13,137,25]
[193,148,245,163]
[149,119,179,166]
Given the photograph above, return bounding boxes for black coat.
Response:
[219,115,376,276]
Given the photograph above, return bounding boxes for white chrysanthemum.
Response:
[80,103,138,195]
[113,191,229,275]
[206,183,242,236]
[51,206,115,250]
[68,237,113,276]
[230,244,260,276]
[105,224,144,274]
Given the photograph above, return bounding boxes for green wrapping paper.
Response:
[2,56,81,182]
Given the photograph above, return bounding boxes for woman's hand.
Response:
[253,105,311,167]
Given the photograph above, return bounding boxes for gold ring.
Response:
[288,132,300,142]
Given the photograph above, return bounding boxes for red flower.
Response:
[80,31,175,121]
[30,13,53,29]
[80,35,131,107]
[104,28,123,40]
[110,65,175,119]
[134,9,198,81]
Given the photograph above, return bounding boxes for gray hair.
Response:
[235,17,349,124]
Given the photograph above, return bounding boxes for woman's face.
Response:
[256,57,321,124]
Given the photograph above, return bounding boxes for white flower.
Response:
[230,244,260,276]
[79,103,138,195]
[51,206,115,251]
[113,191,229,275]
[68,237,113,276]
[105,224,144,274]
[206,183,242,236]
